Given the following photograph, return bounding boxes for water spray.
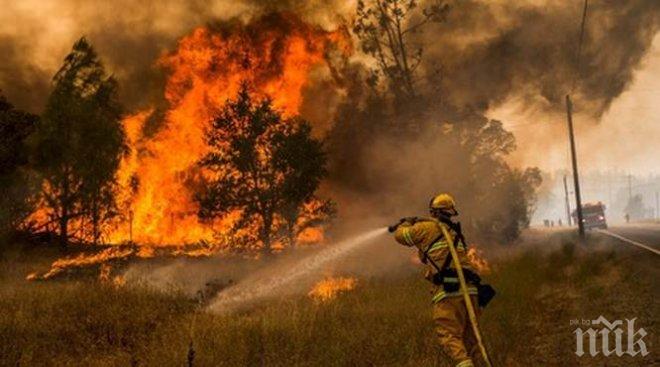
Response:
[208,228,388,313]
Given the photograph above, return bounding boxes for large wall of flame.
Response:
[109,14,345,244]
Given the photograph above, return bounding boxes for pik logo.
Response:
[573,316,649,357]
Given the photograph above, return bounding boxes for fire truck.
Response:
[573,202,608,230]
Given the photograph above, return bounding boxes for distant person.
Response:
[625,213,630,223]
[388,194,494,367]
[558,219,563,227]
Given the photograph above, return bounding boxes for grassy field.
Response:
[0,230,657,366]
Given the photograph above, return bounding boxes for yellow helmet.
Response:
[429,193,456,212]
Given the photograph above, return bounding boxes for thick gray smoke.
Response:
[1,0,657,118]
[0,0,349,112]
[424,0,660,117]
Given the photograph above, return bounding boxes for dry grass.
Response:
[0,231,656,366]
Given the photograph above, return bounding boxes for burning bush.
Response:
[196,84,334,255]
[104,13,346,246]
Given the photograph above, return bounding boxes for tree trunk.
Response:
[261,214,273,257]
[91,195,100,245]
[286,220,296,248]
[59,174,70,249]
[59,214,68,249]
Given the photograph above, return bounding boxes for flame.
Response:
[27,13,349,281]
[99,263,112,281]
[107,13,346,246]
[308,276,357,302]
[297,227,324,244]
[99,264,126,287]
[112,275,126,288]
[26,243,220,281]
[27,247,134,280]
[467,247,491,274]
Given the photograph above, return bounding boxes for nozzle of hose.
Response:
[388,217,408,233]
[388,216,421,233]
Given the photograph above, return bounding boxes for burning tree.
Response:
[196,84,333,255]
[31,38,126,246]
[101,14,346,245]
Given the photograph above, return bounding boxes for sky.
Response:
[490,34,660,176]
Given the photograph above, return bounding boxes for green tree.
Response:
[0,92,38,238]
[32,38,126,247]
[196,85,333,255]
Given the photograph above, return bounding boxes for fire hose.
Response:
[439,224,493,367]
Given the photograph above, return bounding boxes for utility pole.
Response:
[565,95,585,237]
[563,175,572,226]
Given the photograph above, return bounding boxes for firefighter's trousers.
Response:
[433,295,481,367]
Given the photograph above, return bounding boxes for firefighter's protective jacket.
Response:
[394,217,478,303]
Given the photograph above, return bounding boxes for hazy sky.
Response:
[490,34,660,175]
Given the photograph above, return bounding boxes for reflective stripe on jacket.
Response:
[394,217,477,303]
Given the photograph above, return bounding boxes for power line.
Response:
[572,0,589,93]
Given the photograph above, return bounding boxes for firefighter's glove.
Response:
[388,216,421,232]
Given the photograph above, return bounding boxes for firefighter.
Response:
[389,193,493,367]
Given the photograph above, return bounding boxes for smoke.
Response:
[1,0,657,118]
[0,0,351,112]
[323,0,660,232]
[417,0,660,118]
[0,35,50,111]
